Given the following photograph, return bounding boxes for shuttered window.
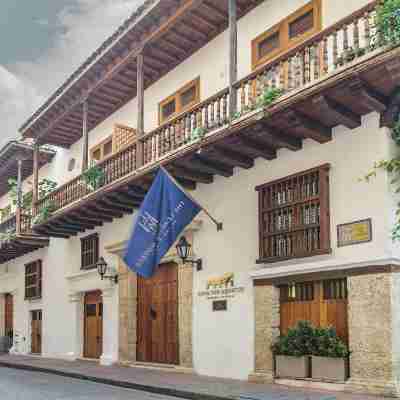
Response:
[81,233,99,270]
[159,78,200,124]
[323,278,347,300]
[280,282,314,302]
[251,0,321,70]
[25,260,42,300]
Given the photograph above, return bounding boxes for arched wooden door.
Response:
[137,262,179,364]
[83,291,103,359]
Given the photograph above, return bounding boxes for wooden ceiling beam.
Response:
[88,204,123,218]
[211,146,254,169]
[149,45,179,64]
[254,123,303,151]
[349,78,388,113]
[168,165,214,184]
[237,137,277,160]
[69,211,106,225]
[190,10,219,31]
[179,20,209,41]
[312,95,361,129]
[285,110,332,143]
[98,199,134,214]
[159,37,188,56]
[202,2,228,20]
[168,28,198,49]
[182,154,233,177]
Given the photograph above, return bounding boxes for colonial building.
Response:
[1,0,400,397]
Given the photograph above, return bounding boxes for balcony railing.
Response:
[35,1,384,219]
[0,213,32,237]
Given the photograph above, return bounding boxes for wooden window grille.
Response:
[251,0,321,70]
[280,282,314,302]
[323,278,347,300]
[25,260,42,300]
[90,136,113,162]
[81,233,99,270]
[112,124,136,153]
[256,164,330,263]
[159,77,200,124]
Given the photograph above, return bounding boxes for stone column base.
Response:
[346,377,400,398]
[248,371,274,384]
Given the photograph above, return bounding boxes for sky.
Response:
[0,0,145,147]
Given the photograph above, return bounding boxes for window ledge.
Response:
[25,297,42,303]
[66,268,98,282]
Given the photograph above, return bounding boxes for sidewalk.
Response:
[0,354,390,400]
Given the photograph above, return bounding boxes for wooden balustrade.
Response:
[234,1,379,113]
[141,89,230,165]
[33,1,384,221]
[0,213,32,236]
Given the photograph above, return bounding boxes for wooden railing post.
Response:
[82,99,89,172]
[136,51,145,167]
[32,142,39,216]
[16,159,23,235]
[229,0,238,117]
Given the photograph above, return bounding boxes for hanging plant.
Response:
[257,87,283,108]
[376,0,400,46]
[38,179,57,200]
[190,127,206,142]
[32,202,56,225]
[82,162,105,191]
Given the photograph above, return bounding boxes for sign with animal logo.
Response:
[198,272,244,300]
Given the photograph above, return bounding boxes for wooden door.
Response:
[137,263,178,365]
[4,294,13,341]
[280,279,348,342]
[31,310,42,354]
[84,291,103,359]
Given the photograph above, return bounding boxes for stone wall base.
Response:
[346,377,400,398]
[248,372,274,384]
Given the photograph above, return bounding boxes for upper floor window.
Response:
[90,136,113,162]
[81,233,99,270]
[159,78,200,124]
[256,164,330,263]
[25,260,42,300]
[251,0,322,70]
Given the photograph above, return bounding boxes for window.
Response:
[323,279,347,300]
[159,78,200,124]
[112,124,136,152]
[256,164,330,263]
[81,233,99,270]
[90,136,113,162]
[280,282,314,302]
[251,0,322,70]
[25,260,42,300]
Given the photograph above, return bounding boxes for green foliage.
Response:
[257,87,283,108]
[38,179,57,200]
[190,127,206,142]
[0,228,16,244]
[7,178,18,206]
[271,321,349,358]
[32,202,56,225]
[82,162,105,191]
[376,0,400,46]
[336,47,366,66]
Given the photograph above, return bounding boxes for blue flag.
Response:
[123,168,201,278]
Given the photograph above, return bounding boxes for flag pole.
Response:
[161,166,223,231]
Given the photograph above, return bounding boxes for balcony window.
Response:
[90,136,113,162]
[81,233,99,270]
[25,260,42,300]
[159,78,200,124]
[251,0,321,70]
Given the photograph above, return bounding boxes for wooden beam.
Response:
[211,146,254,169]
[98,199,134,213]
[237,137,277,160]
[229,0,238,116]
[313,95,361,129]
[89,204,123,218]
[191,10,219,31]
[184,155,233,177]
[180,20,209,41]
[202,1,227,20]
[69,212,106,225]
[349,79,388,113]
[255,123,302,151]
[82,100,89,172]
[168,165,214,184]
[137,52,145,168]
[381,87,400,128]
[285,110,332,143]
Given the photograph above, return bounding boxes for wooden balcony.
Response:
[0,213,49,264]
[33,1,400,238]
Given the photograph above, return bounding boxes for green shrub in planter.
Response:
[376,0,400,46]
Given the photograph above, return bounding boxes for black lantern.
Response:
[176,236,202,271]
[96,257,118,284]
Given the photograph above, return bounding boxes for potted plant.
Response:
[271,321,314,379]
[82,161,105,191]
[311,326,349,382]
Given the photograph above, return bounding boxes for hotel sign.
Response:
[198,272,245,300]
[337,218,372,247]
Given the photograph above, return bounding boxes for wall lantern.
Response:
[96,257,119,284]
[176,236,202,271]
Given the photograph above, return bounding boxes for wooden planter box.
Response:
[311,356,349,382]
[275,355,310,379]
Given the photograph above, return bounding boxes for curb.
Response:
[0,361,233,400]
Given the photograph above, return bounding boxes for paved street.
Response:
[0,368,180,400]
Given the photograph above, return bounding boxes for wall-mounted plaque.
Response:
[337,218,372,247]
[212,300,227,312]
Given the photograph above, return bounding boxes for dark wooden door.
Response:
[84,291,103,359]
[137,263,178,364]
[280,280,348,342]
[4,294,13,341]
[31,310,42,354]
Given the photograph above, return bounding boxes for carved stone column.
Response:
[67,292,83,361]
